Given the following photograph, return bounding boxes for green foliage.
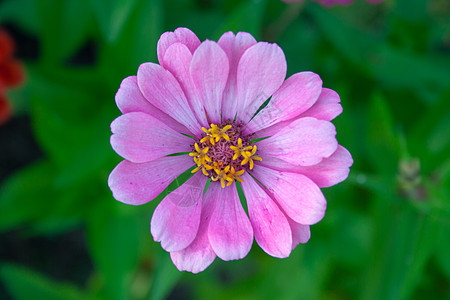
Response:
[1,0,449,299]
[0,264,87,300]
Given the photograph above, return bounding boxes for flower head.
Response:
[108,28,353,273]
[0,28,25,125]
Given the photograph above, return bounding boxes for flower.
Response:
[0,28,25,125]
[284,0,384,6]
[108,27,353,273]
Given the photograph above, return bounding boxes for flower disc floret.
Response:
[191,121,258,187]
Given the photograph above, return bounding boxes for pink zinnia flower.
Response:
[108,28,353,273]
[284,0,384,6]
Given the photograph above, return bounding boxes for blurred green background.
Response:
[0,0,449,299]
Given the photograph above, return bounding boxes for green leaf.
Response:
[409,89,450,173]
[90,0,139,44]
[0,161,57,232]
[34,0,93,63]
[362,201,440,300]
[147,249,182,300]
[98,0,163,86]
[86,199,147,300]
[58,0,94,61]
[215,0,267,40]
[26,65,110,168]
[0,263,86,300]
[436,224,450,281]
[0,0,40,35]
[309,5,450,105]
[366,93,400,174]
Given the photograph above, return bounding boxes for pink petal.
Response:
[253,88,343,139]
[170,182,220,273]
[299,88,342,121]
[110,112,192,163]
[257,117,338,166]
[163,43,208,127]
[259,145,353,188]
[246,72,323,133]
[218,31,257,120]
[240,173,292,258]
[208,182,253,261]
[190,40,229,124]
[115,76,190,134]
[289,220,311,250]
[108,155,193,205]
[252,166,327,225]
[235,42,287,123]
[157,27,201,68]
[137,62,202,136]
[151,172,207,252]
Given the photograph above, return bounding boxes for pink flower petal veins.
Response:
[157,27,201,68]
[289,220,311,250]
[163,43,209,127]
[110,112,193,163]
[299,88,342,121]
[115,76,190,134]
[208,182,253,261]
[257,117,338,166]
[108,155,193,206]
[190,40,229,124]
[252,166,327,225]
[218,31,257,120]
[240,173,292,258]
[151,172,207,252]
[170,183,221,273]
[253,87,342,139]
[259,145,353,188]
[246,72,323,133]
[137,62,202,136]
[236,42,287,123]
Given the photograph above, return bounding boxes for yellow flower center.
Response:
[190,122,262,188]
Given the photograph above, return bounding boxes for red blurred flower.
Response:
[0,59,24,87]
[0,30,14,64]
[0,28,25,125]
[0,92,11,125]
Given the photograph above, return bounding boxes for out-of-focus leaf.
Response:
[89,0,139,44]
[0,263,87,300]
[215,0,267,40]
[409,89,450,173]
[0,0,40,35]
[26,65,109,168]
[0,160,56,232]
[86,199,147,300]
[58,0,93,61]
[34,0,93,63]
[310,5,450,105]
[0,158,96,234]
[98,0,162,88]
[147,248,182,300]
[366,93,399,174]
[436,224,450,281]
[362,201,440,300]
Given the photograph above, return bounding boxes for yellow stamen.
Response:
[200,127,216,145]
[190,143,211,166]
[226,167,245,185]
[211,167,233,189]
[241,145,262,170]
[230,138,252,160]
